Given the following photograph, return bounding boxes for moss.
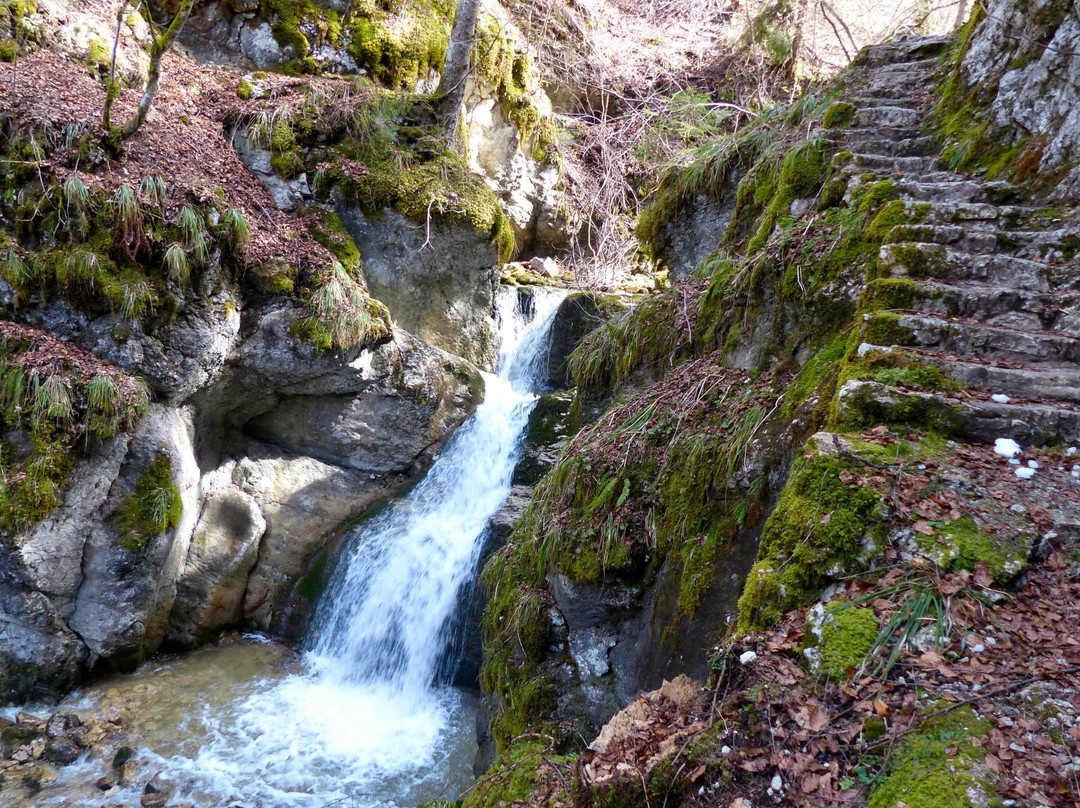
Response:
[912,515,1029,582]
[86,37,110,70]
[746,139,827,254]
[237,78,254,100]
[868,706,995,808]
[737,454,889,632]
[0,37,16,62]
[822,101,855,129]
[115,454,182,552]
[344,0,452,89]
[311,212,362,273]
[816,605,879,679]
[247,257,297,295]
[839,379,965,435]
[335,138,515,263]
[844,347,963,394]
[860,277,924,311]
[462,740,572,808]
[860,312,916,347]
[269,119,304,179]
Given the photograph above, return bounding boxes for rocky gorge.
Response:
[0,0,1078,807]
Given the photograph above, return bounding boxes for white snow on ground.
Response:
[995,438,1022,458]
[1015,467,1036,480]
[992,394,1012,403]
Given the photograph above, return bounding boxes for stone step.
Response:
[854,105,921,128]
[885,224,997,252]
[856,38,952,67]
[856,345,1080,403]
[850,95,924,110]
[887,223,1080,262]
[864,311,1080,365]
[832,133,938,157]
[837,125,925,144]
[929,355,1080,404]
[904,201,1054,229]
[850,154,942,173]
[896,179,1021,204]
[881,280,1080,332]
[861,58,945,91]
[837,379,1080,446]
[878,243,1052,290]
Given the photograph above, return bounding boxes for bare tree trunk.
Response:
[103,0,194,145]
[954,0,970,30]
[786,0,812,82]
[438,0,481,151]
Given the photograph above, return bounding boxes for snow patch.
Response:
[994,438,1022,458]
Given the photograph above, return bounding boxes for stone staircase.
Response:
[830,37,1080,448]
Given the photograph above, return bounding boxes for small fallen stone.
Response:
[739,650,758,665]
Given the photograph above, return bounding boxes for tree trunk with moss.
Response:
[438,0,481,151]
[102,0,194,146]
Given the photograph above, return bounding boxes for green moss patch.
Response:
[813,604,879,680]
[257,0,452,88]
[911,514,1030,582]
[737,454,889,632]
[868,706,995,808]
[115,454,182,551]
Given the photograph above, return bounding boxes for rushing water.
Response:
[7,287,565,808]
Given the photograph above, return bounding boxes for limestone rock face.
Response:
[962,0,1080,197]
[167,486,266,648]
[464,80,572,256]
[336,204,501,368]
[0,296,483,700]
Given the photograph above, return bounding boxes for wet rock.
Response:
[336,204,500,368]
[45,712,81,738]
[545,291,628,389]
[44,735,81,765]
[167,488,266,647]
[141,772,174,807]
[1,724,44,758]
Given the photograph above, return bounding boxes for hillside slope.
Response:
[468,5,1080,806]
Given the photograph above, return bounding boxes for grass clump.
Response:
[115,454,181,551]
[0,322,149,536]
[294,261,392,350]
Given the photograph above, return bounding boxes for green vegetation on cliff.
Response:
[115,454,182,551]
[0,322,149,536]
[259,0,454,87]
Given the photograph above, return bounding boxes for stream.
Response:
[5,286,565,808]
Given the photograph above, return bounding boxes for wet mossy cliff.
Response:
[470,4,1080,805]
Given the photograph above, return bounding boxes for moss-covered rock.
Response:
[737,453,889,632]
[115,454,182,551]
[867,706,996,808]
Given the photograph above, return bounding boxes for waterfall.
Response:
[305,287,563,694]
[152,286,566,808]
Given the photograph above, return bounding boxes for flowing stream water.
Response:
[10,287,565,808]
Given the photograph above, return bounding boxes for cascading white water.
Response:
[128,286,567,808]
[305,286,563,695]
